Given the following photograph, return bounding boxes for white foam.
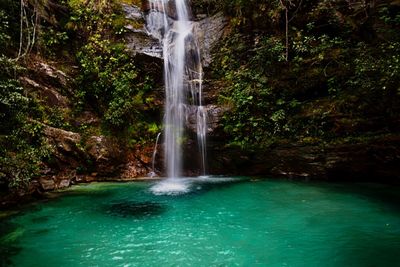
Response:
[150,176,241,196]
[150,179,190,196]
[190,176,237,183]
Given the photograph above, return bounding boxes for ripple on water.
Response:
[3,179,400,266]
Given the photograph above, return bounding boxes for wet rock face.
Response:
[122,3,164,60]
[185,104,227,135]
[122,4,143,20]
[141,0,194,20]
[193,12,229,67]
[123,3,228,66]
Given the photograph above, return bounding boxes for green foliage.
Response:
[0,6,50,189]
[213,1,400,149]
[75,34,154,131]
[0,0,20,49]
[67,0,158,144]
[0,10,10,47]
[0,57,49,189]
[40,28,69,56]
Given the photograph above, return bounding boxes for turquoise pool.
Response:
[1,177,400,266]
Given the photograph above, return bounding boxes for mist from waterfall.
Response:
[146,0,207,179]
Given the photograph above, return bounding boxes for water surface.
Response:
[1,177,400,266]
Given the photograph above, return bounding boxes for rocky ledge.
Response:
[37,125,153,192]
[207,135,400,184]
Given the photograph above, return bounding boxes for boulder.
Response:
[39,177,56,191]
[85,136,125,176]
[44,126,82,165]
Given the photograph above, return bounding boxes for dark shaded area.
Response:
[206,136,400,184]
[0,244,20,267]
[317,182,400,213]
[30,215,51,224]
[0,221,22,267]
[105,201,166,218]
[337,229,400,267]
[194,0,400,183]
[58,189,117,200]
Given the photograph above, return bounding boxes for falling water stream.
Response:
[150,132,162,178]
[146,0,207,183]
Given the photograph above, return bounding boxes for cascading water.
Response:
[149,132,162,178]
[146,0,207,182]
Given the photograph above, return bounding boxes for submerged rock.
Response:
[107,201,166,218]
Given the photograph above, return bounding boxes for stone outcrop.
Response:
[123,3,164,59]
[44,126,83,167]
[20,76,70,108]
[20,61,73,108]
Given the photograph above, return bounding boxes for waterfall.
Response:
[145,0,207,178]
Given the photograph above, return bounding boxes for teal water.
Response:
[1,177,400,266]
